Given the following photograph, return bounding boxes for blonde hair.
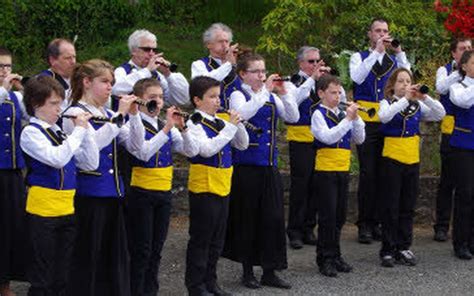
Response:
[383,68,413,99]
[71,59,114,102]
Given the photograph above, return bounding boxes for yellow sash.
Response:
[315,148,351,172]
[441,115,454,135]
[26,186,75,217]
[131,166,173,191]
[357,100,380,122]
[382,135,420,164]
[286,125,313,142]
[188,164,233,197]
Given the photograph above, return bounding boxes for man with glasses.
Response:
[38,38,76,111]
[191,23,239,118]
[112,29,189,109]
[349,18,410,244]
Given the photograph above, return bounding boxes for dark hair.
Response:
[383,68,413,98]
[70,59,114,102]
[0,47,12,57]
[23,76,65,116]
[450,37,471,53]
[236,51,264,75]
[459,50,474,78]
[317,74,341,92]
[189,76,221,108]
[133,78,162,98]
[369,18,389,31]
[45,38,73,65]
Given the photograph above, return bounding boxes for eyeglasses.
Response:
[246,69,268,75]
[306,59,321,64]
[0,64,12,69]
[138,47,158,53]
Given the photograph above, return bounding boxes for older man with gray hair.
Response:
[112,29,189,108]
[191,23,239,116]
[286,46,346,250]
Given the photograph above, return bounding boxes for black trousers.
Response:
[287,141,317,240]
[313,171,348,265]
[379,158,419,257]
[0,169,27,284]
[185,192,229,296]
[127,187,171,296]
[434,134,456,232]
[356,122,383,229]
[27,214,76,296]
[451,148,474,249]
[68,197,131,296]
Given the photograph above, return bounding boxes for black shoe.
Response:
[434,229,448,242]
[260,274,292,289]
[380,255,395,267]
[358,226,372,244]
[289,238,303,249]
[206,283,232,296]
[319,260,337,277]
[334,257,353,273]
[455,246,473,260]
[372,225,382,241]
[302,232,317,245]
[242,275,261,289]
[395,250,417,266]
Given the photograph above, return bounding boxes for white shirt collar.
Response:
[196,109,217,121]
[209,56,223,65]
[77,100,108,117]
[298,70,310,79]
[140,112,159,129]
[30,116,57,130]
[462,76,474,86]
[128,59,142,70]
[241,82,267,96]
[320,103,340,114]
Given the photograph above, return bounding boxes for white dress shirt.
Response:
[436,61,461,95]
[112,60,190,106]
[130,112,199,161]
[229,82,299,123]
[186,109,249,158]
[62,101,144,153]
[20,117,99,170]
[449,76,474,109]
[378,95,446,123]
[0,87,29,121]
[350,49,411,85]
[311,104,366,145]
[191,56,233,81]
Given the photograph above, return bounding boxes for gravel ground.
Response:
[12,216,474,296]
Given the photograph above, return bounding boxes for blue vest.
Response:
[380,99,421,137]
[353,51,397,102]
[37,69,69,92]
[0,92,25,169]
[24,123,76,190]
[76,107,124,197]
[285,73,320,126]
[440,62,459,116]
[232,89,279,167]
[131,119,173,168]
[189,116,232,168]
[200,56,241,110]
[313,105,351,150]
[450,82,474,150]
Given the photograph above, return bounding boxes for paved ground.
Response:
[12,216,474,295]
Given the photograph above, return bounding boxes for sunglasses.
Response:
[138,47,158,53]
[306,59,321,64]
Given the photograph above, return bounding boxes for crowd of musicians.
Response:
[0,18,473,296]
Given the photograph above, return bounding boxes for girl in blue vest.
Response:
[20,75,99,295]
[62,59,145,296]
[448,50,474,259]
[378,68,445,267]
[127,78,198,296]
[0,47,29,296]
[223,52,299,290]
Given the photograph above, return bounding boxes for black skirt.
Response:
[0,169,27,283]
[223,165,288,270]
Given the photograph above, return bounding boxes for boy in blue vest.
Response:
[20,75,99,295]
[185,76,248,296]
[311,75,365,277]
[127,78,198,296]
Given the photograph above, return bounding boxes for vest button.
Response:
[108,153,113,159]
[158,161,162,166]
[377,89,381,92]
[5,149,10,153]
[267,117,271,121]
[377,78,381,81]
[6,117,11,121]
[267,130,271,134]
[266,143,270,146]
[4,133,9,137]
[109,169,114,174]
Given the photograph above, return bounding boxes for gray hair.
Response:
[296,46,319,62]
[202,23,233,45]
[128,29,157,53]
